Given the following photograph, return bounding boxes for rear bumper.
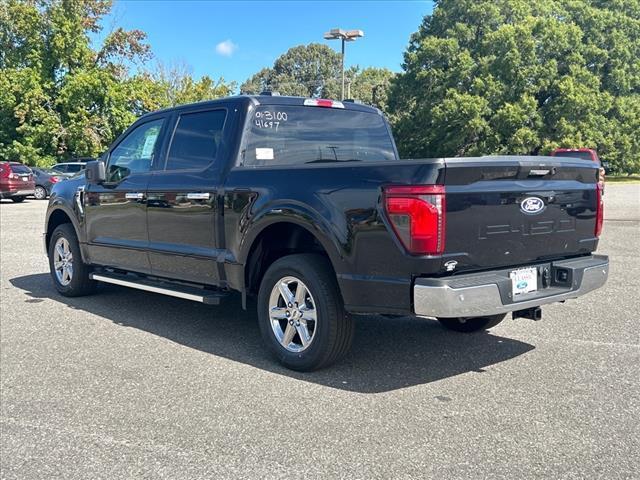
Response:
[0,188,36,198]
[414,255,609,318]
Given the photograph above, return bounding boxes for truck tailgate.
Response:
[443,156,601,272]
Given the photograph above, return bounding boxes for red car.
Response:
[550,148,606,186]
[0,162,36,203]
[550,147,599,162]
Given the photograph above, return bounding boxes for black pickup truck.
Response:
[44,95,609,370]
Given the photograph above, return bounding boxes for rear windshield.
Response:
[10,164,32,174]
[554,151,594,161]
[242,105,396,166]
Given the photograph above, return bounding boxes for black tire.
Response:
[257,254,354,371]
[438,314,506,333]
[34,185,47,200]
[11,196,25,203]
[48,223,97,297]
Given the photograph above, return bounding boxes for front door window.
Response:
[107,119,164,182]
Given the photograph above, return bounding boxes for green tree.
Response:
[240,43,342,98]
[240,44,396,111]
[348,67,395,112]
[0,0,233,166]
[389,0,640,174]
[150,62,234,107]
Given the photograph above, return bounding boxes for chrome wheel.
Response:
[53,237,73,286]
[34,186,47,200]
[268,276,317,353]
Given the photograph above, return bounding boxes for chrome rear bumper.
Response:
[414,255,609,318]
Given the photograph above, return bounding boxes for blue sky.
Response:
[100,1,434,88]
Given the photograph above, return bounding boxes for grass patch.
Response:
[606,175,640,184]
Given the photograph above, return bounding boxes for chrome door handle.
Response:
[187,192,210,200]
[125,192,145,200]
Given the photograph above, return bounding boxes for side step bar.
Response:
[90,272,226,305]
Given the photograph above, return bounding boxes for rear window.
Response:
[66,164,84,172]
[554,151,594,161]
[242,105,396,166]
[10,164,31,174]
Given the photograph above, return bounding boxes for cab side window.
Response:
[165,110,227,171]
[108,119,164,182]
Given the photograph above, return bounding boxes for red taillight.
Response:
[384,185,446,255]
[595,183,604,237]
[50,176,59,183]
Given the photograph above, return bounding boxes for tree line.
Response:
[1,0,638,173]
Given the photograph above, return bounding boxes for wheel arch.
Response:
[45,206,86,261]
[242,218,344,296]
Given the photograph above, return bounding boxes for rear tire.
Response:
[48,224,97,297]
[257,254,354,371]
[438,314,506,333]
[34,186,47,200]
[11,196,25,203]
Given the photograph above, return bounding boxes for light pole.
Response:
[323,28,364,100]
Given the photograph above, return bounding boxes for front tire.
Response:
[438,314,506,333]
[34,186,47,200]
[257,254,354,371]
[48,224,96,297]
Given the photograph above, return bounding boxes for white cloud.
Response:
[215,39,238,57]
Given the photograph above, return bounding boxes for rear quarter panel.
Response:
[222,161,445,314]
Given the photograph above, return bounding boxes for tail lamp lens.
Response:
[595,183,604,237]
[384,185,446,255]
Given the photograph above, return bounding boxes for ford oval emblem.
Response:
[520,197,545,214]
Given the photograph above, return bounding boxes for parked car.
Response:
[31,167,65,200]
[43,95,609,371]
[550,147,599,162]
[551,147,608,182]
[0,162,35,202]
[51,161,87,176]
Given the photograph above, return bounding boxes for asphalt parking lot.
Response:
[1,185,639,479]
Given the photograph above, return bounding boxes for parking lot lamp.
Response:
[323,28,364,100]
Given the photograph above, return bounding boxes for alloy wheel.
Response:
[268,276,318,352]
[53,237,74,286]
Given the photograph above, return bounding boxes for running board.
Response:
[90,273,226,305]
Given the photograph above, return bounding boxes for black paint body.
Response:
[45,96,601,315]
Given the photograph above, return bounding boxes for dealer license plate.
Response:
[510,267,537,296]
[21,176,28,181]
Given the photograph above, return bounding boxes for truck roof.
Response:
[139,94,382,119]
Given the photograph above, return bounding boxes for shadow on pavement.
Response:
[11,273,535,393]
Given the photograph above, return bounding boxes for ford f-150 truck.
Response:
[44,95,609,371]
